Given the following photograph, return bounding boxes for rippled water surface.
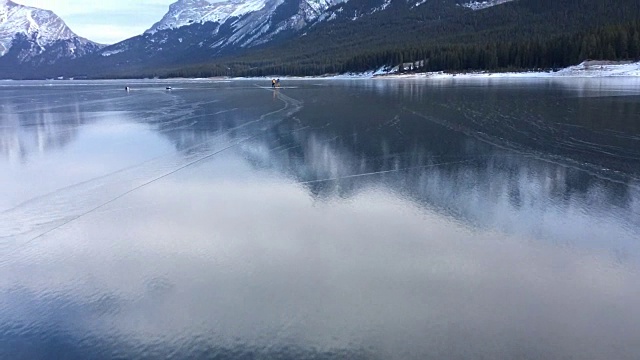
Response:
[2,78,640,359]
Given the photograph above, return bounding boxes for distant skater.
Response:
[276,78,281,88]
[125,86,130,92]
[271,79,276,88]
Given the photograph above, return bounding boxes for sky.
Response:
[12,0,176,44]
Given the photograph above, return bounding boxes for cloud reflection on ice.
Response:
[3,165,640,359]
[1,79,640,359]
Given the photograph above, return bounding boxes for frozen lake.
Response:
[2,78,640,359]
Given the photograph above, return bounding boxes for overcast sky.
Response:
[13,0,176,44]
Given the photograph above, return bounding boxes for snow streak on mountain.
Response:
[461,0,515,11]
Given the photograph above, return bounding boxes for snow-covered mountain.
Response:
[5,0,526,78]
[0,0,102,65]
[78,0,347,74]
[147,0,345,36]
[3,0,622,79]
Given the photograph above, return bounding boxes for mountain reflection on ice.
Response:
[1,79,640,359]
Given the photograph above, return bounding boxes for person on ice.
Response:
[272,79,276,88]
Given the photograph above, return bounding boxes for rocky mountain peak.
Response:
[0,0,103,71]
[146,0,269,34]
[0,0,82,56]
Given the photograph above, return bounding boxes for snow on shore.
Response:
[195,61,640,81]
[553,61,640,77]
[374,61,640,79]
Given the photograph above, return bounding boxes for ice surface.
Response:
[1,79,640,359]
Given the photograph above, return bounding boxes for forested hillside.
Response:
[151,0,640,78]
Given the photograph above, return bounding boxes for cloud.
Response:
[63,23,147,44]
[11,0,174,43]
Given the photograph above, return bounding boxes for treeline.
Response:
[423,21,640,72]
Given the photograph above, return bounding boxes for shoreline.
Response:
[2,61,639,82]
